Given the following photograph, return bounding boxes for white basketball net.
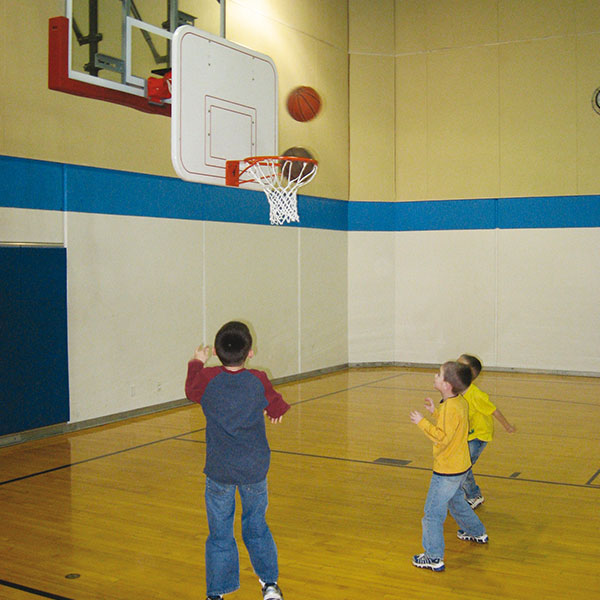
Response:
[245,157,318,225]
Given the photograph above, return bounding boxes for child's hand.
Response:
[409,410,423,424]
[424,397,435,414]
[264,410,283,424]
[193,345,211,363]
[505,423,516,433]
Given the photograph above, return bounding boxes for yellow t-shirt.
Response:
[463,383,496,442]
[417,394,471,475]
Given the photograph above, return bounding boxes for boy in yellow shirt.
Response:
[458,354,516,509]
[409,361,488,572]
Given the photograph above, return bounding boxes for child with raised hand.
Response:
[410,361,488,572]
[458,354,516,509]
[185,321,290,600]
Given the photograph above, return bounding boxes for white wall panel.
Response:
[348,227,600,374]
[496,228,600,372]
[300,228,348,373]
[65,213,349,425]
[67,213,204,422]
[0,208,64,245]
[203,221,300,379]
[394,229,497,364]
[348,232,396,363]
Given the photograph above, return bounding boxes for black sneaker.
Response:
[261,582,284,600]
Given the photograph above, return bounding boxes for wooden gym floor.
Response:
[0,367,598,600]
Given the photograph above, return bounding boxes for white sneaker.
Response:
[261,582,283,600]
[467,495,484,509]
[457,529,489,544]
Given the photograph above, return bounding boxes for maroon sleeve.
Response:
[185,360,212,404]
[251,370,291,418]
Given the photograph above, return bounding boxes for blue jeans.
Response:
[205,477,278,597]
[462,439,488,500]
[422,472,486,559]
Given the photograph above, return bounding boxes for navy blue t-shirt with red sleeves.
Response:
[185,360,290,485]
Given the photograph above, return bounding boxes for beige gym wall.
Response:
[1,0,349,200]
[349,0,395,202]
[2,0,599,430]
[348,0,600,373]
[0,0,350,423]
[390,0,600,201]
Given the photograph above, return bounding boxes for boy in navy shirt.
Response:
[185,321,290,600]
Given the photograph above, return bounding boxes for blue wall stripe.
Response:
[0,155,64,211]
[1,155,599,231]
[64,162,349,229]
[347,202,397,231]
[395,198,497,231]
[498,195,600,229]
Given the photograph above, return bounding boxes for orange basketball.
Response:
[286,86,322,122]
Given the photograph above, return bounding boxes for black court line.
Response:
[0,374,406,487]
[1,371,596,491]
[0,579,74,600]
[285,450,600,489]
[288,372,408,406]
[586,469,600,486]
[176,438,600,490]
[0,429,206,487]
[366,385,600,408]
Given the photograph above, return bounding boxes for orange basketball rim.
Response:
[225,155,318,226]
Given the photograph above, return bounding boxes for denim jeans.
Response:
[422,471,486,559]
[205,477,278,597]
[462,439,488,500]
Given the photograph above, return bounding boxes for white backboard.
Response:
[171,26,278,186]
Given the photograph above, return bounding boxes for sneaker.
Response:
[206,596,223,600]
[467,495,485,509]
[457,529,489,544]
[412,553,445,572]
[261,582,284,600]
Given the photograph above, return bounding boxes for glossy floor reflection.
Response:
[0,366,598,599]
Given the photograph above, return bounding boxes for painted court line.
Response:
[0,374,401,486]
[585,469,600,486]
[0,373,597,492]
[0,578,73,600]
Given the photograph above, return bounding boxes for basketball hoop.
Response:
[226,156,317,225]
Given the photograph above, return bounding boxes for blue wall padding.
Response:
[1,155,599,230]
[0,246,69,435]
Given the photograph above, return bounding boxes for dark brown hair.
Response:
[214,321,252,366]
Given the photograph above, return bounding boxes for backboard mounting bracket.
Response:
[48,16,171,116]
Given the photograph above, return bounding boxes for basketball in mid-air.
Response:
[280,146,317,181]
[286,86,322,122]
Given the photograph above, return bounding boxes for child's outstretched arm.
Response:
[493,408,516,433]
[192,344,211,363]
[185,345,212,404]
[253,371,290,422]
